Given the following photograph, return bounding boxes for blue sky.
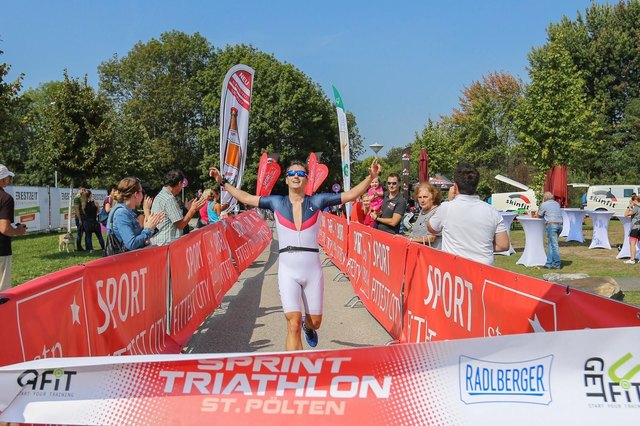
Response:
[1,0,601,157]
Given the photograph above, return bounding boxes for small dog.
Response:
[58,233,74,253]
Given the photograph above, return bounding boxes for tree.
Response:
[547,1,640,127]
[411,118,457,179]
[198,44,364,195]
[515,42,602,186]
[99,31,215,190]
[26,72,114,186]
[0,50,25,174]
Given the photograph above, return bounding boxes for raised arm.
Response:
[340,159,381,204]
[209,167,261,207]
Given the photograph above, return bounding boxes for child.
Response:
[367,177,383,214]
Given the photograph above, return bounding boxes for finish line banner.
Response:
[1,327,638,424]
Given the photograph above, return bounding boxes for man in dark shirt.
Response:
[0,164,27,291]
[371,172,407,234]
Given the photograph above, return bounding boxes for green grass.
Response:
[10,230,105,286]
[493,218,640,306]
[8,223,640,306]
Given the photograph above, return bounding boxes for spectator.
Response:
[0,165,27,291]
[360,194,376,227]
[107,177,164,251]
[74,187,87,251]
[196,189,214,228]
[103,184,117,215]
[624,195,640,264]
[407,182,442,248]
[367,176,383,214]
[370,172,406,234]
[150,170,207,245]
[537,191,563,269]
[428,162,509,265]
[80,190,105,253]
[207,188,222,224]
[581,190,588,209]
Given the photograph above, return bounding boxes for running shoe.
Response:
[624,259,636,264]
[302,322,318,347]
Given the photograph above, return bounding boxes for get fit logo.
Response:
[584,353,640,405]
[459,355,553,405]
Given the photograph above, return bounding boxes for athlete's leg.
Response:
[301,254,324,331]
[284,311,303,351]
[304,314,322,331]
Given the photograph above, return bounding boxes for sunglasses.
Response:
[286,170,308,178]
[387,181,398,186]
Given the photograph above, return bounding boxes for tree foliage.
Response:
[515,41,602,185]
[99,31,215,190]
[0,50,25,175]
[26,73,113,186]
[198,44,363,195]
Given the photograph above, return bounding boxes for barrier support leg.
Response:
[344,295,363,308]
[321,258,333,267]
[332,271,348,282]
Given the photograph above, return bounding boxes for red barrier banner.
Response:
[224,210,272,272]
[363,228,408,339]
[169,228,230,346]
[402,244,640,343]
[321,213,348,271]
[345,221,373,307]
[2,327,638,424]
[199,222,240,304]
[317,212,327,247]
[83,246,180,356]
[0,266,88,366]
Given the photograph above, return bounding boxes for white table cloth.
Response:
[560,209,570,238]
[562,208,587,243]
[496,211,517,256]
[587,210,615,250]
[615,214,640,260]
[516,216,547,267]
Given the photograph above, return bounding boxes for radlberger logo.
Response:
[584,353,640,405]
[459,355,553,405]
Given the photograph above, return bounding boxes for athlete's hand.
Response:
[209,167,222,184]
[369,158,381,179]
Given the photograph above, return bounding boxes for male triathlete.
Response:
[209,159,381,350]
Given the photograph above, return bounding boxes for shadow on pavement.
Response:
[183,238,280,353]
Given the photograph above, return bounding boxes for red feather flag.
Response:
[305,153,329,195]
[255,152,281,196]
[312,164,329,193]
[305,153,319,195]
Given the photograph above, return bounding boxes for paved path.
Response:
[183,226,392,354]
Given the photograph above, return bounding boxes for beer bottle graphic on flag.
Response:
[223,107,241,186]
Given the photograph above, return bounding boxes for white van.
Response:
[586,185,640,214]
[491,175,539,213]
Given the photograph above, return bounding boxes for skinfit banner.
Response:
[220,64,255,212]
[1,327,638,424]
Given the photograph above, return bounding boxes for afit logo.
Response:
[459,355,553,405]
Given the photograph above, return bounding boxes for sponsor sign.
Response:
[5,186,49,232]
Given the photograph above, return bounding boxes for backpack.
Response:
[105,206,127,256]
[97,207,109,226]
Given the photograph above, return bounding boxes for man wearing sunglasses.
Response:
[209,158,381,351]
[370,173,407,235]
